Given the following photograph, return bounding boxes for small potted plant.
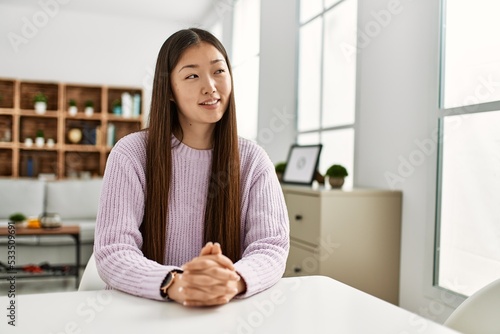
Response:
[33,92,48,114]
[46,138,55,148]
[68,99,78,116]
[275,162,286,182]
[35,129,45,147]
[9,212,27,225]
[112,99,122,116]
[325,164,348,189]
[84,100,94,117]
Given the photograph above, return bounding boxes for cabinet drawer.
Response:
[284,242,319,277]
[285,193,320,245]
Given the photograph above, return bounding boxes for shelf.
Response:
[107,87,142,118]
[19,145,58,151]
[0,149,13,176]
[0,79,15,109]
[63,144,101,152]
[108,121,142,144]
[107,114,142,122]
[20,81,59,111]
[64,151,100,177]
[1,78,144,179]
[18,150,58,177]
[0,264,78,279]
[20,116,58,144]
[65,114,102,121]
[64,85,103,114]
[20,110,59,117]
[0,225,81,288]
[0,115,13,143]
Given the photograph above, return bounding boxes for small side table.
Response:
[0,225,81,288]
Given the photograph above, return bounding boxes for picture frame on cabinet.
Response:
[282,144,322,186]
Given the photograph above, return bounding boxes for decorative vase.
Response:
[35,137,44,147]
[13,220,27,227]
[68,128,82,144]
[35,102,47,115]
[39,212,62,228]
[46,138,55,148]
[68,106,78,116]
[84,107,94,117]
[328,177,345,189]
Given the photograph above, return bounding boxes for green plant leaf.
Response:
[325,164,348,177]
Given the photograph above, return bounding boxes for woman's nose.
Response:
[202,77,216,94]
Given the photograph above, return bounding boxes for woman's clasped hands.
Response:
[167,242,246,307]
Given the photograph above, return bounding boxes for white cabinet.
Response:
[282,185,402,305]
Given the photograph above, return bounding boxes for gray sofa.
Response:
[0,178,102,267]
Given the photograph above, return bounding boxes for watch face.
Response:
[160,272,174,298]
[163,273,173,286]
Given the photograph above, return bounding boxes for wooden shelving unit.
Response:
[0,78,144,179]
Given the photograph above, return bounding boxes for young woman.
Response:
[94,28,289,307]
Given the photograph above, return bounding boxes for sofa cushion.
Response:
[54,219,96,243]
[45,179,102,220]
[0,179,45,219]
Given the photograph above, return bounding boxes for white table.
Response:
[1,276,459,333]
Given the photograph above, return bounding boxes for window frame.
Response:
[434,0,500,299]
[231,0,261,142]
[296,0,357,184]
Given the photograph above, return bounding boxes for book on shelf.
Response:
[95,126,101,146]
[27,156,34,177]
[121,92,133,118]
[81,125,96,145]
[133,94,141,118]
[107,123,115,147]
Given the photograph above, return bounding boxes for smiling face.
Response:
[170,42,232,134]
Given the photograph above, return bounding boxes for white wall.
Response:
[0,2,185,120]
[256,0,297,163]
[355,0,456,323]
[256,0,458,325]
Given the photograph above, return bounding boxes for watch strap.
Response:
[160,269,183,299]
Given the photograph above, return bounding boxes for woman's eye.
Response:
[186,74,198,79]
[215,69,225,74]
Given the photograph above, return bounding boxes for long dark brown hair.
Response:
[141,28,241,264]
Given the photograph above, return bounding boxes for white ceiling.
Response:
[16,0,218,26]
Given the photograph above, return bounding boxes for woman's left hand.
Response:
[179,242,246,306]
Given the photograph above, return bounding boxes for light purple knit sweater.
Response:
[94,131,290,301]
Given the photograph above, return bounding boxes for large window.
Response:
[441,0,500,109]
[297,0,357,187]
[231,0,260,141]
[436,0,500,297]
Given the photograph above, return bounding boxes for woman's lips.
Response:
[199,99,220,109]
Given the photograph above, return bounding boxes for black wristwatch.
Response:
[160,269,183,299]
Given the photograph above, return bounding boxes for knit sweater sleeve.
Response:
[93,135,178,301]
[234,142,290,298]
